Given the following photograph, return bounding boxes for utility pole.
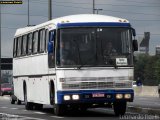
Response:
[0,4,2,95]
[93,0,95,14]
[48,0,52,20]
[94,8,103,14]
[28,0,30,26]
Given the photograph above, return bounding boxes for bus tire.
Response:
[35,103,43,110]
[54,104,65,116]
[113,101,126,116]
[24,83,33,110]
[17,99,21,105]
[24,92,33,110]
[10,97,16,104]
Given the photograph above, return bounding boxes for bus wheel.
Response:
[17,99,21,105]
[24,95,33,110]
[113,101,126,116]
[35,103,43,110]
[54,104,65,116]
[10,96,15,104]
[24,87,33,110]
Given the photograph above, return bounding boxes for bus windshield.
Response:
[57,27,133,68]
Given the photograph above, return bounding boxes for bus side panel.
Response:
[13,54,48,76]
[24,76,50,104]
[13,77,26,101]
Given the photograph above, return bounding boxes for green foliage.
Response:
[134,54,160,86]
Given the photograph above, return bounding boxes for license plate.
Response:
[92,93,105,98]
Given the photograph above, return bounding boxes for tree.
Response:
[134,54,160,86]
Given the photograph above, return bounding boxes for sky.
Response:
[1,0,160,57]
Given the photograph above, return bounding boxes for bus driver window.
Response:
[48,30,55,68]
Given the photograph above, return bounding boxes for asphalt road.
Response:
[128,96,160,109]
[0,96,159,120]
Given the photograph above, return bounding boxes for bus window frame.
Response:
[13,38,17,58]
[39,28,46,53]
[32,30,39,54]
[48,30,56,68]
[27,32,33,55]
[45,29,49,53]
[17,36,22,57]
[21,34,28,56]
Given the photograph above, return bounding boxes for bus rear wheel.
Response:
[54,104,65,116]
[24,85,33,110]
[17,99,21,105]
[35,103,43,110]
[113,101,126,116]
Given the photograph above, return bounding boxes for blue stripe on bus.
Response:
[57,22,131,28]
[57,89,134,104]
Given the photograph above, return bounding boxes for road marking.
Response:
[50,116,64,119]
[20,116,47,120]
[0,107,8,109]
[0,113,46,120]
[34,112,46,115]
[10,108,18,110]
[23,110,28,112]
[0,96,10,100]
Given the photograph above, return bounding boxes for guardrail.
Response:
[134,86,159,97]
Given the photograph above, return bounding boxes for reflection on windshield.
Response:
[57,27,133,67]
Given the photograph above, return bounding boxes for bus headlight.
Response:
[64,95,71,101]
[72,95,79,100]
[124,94,131,99]
[116,94,123,99]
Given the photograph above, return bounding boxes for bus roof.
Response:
[15,14,130,37]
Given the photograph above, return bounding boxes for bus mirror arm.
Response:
[133,39,138,51]
[131,28,136,37]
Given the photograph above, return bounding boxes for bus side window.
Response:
[22,34,27,56]
[45,29,49,52]
[48,30,56,68]
[39,29,45,53]
[33,31,39,54]
[13,38,17,57]
[28,33,32,55]
[17,36,22,57]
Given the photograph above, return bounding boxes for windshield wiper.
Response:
[77,53,97,69]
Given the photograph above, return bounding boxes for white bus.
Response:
[12,14,138,116]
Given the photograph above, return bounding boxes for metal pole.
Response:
[94,9,103,14]
[93,0,95,14]
[0,4,2,95]
[48,0,52,20]
[28,0,30,26]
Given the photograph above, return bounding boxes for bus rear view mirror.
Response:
[132,28,136,37]
[133,40,138,51]
[48,41,53,54]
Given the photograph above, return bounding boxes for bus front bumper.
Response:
[57,89,134,104]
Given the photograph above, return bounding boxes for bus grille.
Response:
[61,77,132,90]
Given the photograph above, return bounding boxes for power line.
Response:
[50,4,160,17]
[2,27,18,29]
[102,9,160,16]
[28,1,160,17]
[2,12,160,21]
[112,0,160,5]
[1,12,47,18]
[30,0,160,7]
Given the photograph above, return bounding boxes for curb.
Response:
[0,96,10,100]
[127,106,160,115]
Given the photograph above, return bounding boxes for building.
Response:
[156,46,160,56]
